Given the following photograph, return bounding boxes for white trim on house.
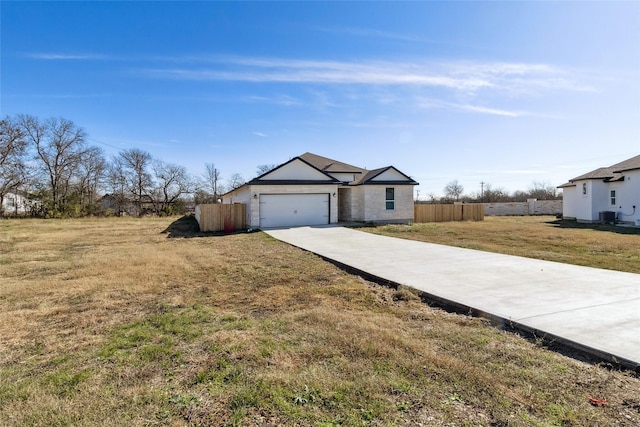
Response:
[222,152,418,228]
[559,155,640,224]
[260,159,333,181]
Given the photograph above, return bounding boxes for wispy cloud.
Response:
[417,97,524,117]
[453,104,523,117]
[136,56,590,97]
[252,132,267,137]
[25,52,121,61]
[247,94,300,106]
[140,58,493,92]
[26,51,592,100]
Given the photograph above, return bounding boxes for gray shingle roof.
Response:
[568,154,640,182]
[611,154,640,173]
[298,152,368,174]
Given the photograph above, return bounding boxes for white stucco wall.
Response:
[614,170,640,224]
[561,186,577,219]
[589,180,610,221]
[573,180,594,222]
[569,174,639,224]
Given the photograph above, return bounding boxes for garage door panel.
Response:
[260,194,329,228]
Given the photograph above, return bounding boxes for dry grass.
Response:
[365,216,640,274]
[0,216,639,426]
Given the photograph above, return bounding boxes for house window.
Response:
[610,190,616,206]
[7,197,15,207]
[385,188,395,210]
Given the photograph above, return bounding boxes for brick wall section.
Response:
[483,199,562,216]
[363,185,414,223]
[226,183,416,226]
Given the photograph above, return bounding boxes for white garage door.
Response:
[259,194,329,228]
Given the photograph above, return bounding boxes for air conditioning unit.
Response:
[599,211,615,224]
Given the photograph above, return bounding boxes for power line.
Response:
[85,136,122,151]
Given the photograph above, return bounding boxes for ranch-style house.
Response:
[222,152,418,228]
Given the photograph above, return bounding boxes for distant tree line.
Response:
[3,114,561,217]
[419,179,562,204]
[0,114,250,218]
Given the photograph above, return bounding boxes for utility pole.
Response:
[480,181,485,202]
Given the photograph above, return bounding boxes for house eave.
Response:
[247,179,339,185]
[350,181,419,186]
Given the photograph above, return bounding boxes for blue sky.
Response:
[2,1,639,198]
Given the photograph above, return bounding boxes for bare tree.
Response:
[203,162,223,202]
[481,183,510,202]
[528,181,558,200]
[75,146,107,214]
[116,148,154,216]
[106,160,129,215]
[443,180,464,202]
[0,116,28,214]
[256,163,277,176]
[153,160,193,215]
[227,173,245,190]
[19,115,87,215]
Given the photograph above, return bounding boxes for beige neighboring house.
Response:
[222,152,418,228]
[558,154,640,225]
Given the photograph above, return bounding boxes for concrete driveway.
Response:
[264,225,640,371]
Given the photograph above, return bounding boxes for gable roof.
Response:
[299,153,417,185]
[354,166,419,185]
[567,154,640,183]
[224,152,418,196]
[611,154,640,173]
[249,156,339,184]
[298,152,367,174]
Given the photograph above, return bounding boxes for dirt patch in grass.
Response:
[1,216,638,426]
[365,216,640,274]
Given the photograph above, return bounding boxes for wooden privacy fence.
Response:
[414,203,484,223]
[195,204,247,232]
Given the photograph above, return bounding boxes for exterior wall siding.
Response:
[362,185,414,223]
[589,180,610,221]
[613,170,639,224]
[351,186,365,221]
[561,187,577,219]
[232,184,339,227]
[573,180,594,222]
[565,175,639,224]
[338,187,352,221]
[224,182,419,226]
